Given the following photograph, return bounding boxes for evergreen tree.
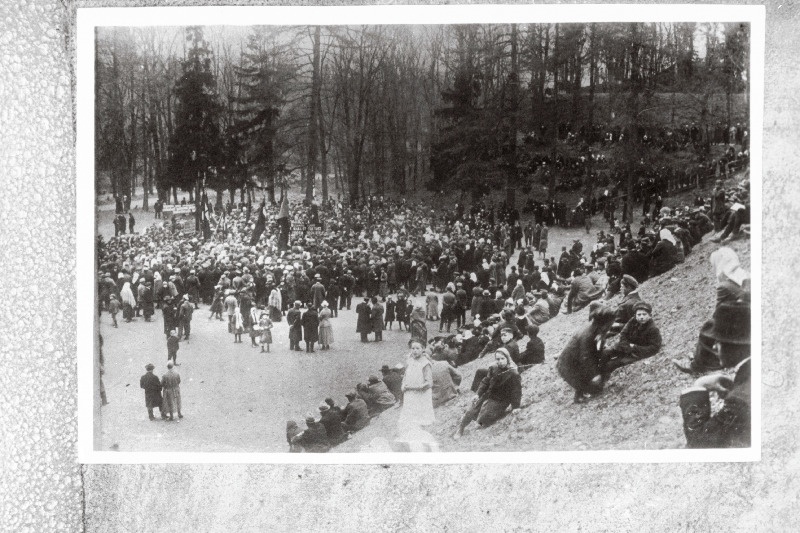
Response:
[167,26,223,204]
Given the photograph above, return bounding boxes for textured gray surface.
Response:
[1,1,798,531]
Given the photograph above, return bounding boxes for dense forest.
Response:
[95,22,749,210]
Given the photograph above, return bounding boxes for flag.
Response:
[249,200,267,246]
[276,193,290,251]
[201,190,211,240]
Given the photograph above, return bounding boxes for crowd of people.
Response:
[99,155,751,451]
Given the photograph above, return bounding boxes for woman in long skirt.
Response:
[268,287,283,322]
[318,301,334,350]
[397,340,435,432]
[120,281,137,322]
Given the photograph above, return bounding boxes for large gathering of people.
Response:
[101,137,751,452]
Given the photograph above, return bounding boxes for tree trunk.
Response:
[306,26,321,202]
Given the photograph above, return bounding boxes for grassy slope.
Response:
[338,170,750,452]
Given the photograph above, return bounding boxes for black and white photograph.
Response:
[77,5,762,461]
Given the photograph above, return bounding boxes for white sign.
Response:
[163,204,196,214]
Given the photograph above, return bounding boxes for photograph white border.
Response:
[77,3,765,464]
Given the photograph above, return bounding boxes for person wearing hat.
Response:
[674,247,751,375]
[301,303,319,353]
[310,274,326,310]
[139,363,165,421]
[355,297,372,343]
[609,275,642,334]
[341,390,370,433]
[599,301,662,382]
[358,376,396,416]
[292,414,331,453]
[318,402,346,445]
[678,300,751,448]
[455,347,521,437]
[161,362,183,421]
[557,302,617,403]
[370,296,385,342]
[177,294,194,341]
[565,267,603,314]
[287,301,304,351]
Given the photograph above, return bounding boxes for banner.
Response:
[163,204,196,214]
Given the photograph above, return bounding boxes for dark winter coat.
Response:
[620,250,650,284]
[319,409,346,444]
[557,323,605,394]
[476,366,522,409]
[370,303,385,332]
[649,239,678,277]
[302,308,320,343]
[295,421,330,453]
[614,290,642,326]
[618,317,662,359]
[680,360,750,448]
[519,336,545,367]
[140,372,162,408]
[287,308,303,342]
[356,302,372,333]
[342,398,370,431]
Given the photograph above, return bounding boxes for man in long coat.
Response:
[287,301,303,351]
[302,306,319,352]
[140,363,165,421]
[370,297,384,342]
[161,362,182,421]
[355,297,371,343]
[311,275,326,309]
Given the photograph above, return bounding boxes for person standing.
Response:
[538,222,549,260]
[311,274,326,310]
[108,294,119,328]
[370,296,384,342]
[224,289,238,334]
[302,305,319,353]
[259,310,273,353]
[339,270,354,310]
[287,301,304,351]
[178,294,193,341]
[167,329,180,365]
[161,362,183,421]
[318,301,334,351]
[397,341,435,432]
[128,212,136,234]
[120,281,136,322]
[356,297,371,343]
[384,296,396,330]
[233,303,244,343]
[268,286,282,322]
[140,363,165,421]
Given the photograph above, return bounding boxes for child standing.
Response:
[233,304,244,343]
[108,294,120,328]
[259,312,273,353]
[167,329,180,365]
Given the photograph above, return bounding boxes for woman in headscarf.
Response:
[408,305,428,348]
[268,286,282,322]
[318,301,334,351]
[119,281,137,322]
[674,247,750,374]
[455,347,522,437]
[397,340,435,432]
[648,228,679,277]
[557,302,617,403]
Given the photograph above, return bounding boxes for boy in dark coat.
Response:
[600,302,662,381]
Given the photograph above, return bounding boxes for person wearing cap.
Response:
[292,414,330,453]
[358,376,396,416]
[161,362,183,421]
[679,300,751,448]
[341,390,370,433]
[599,301,662,382]
[355,297,372,343]
[140,363,165,421]
[609,275,642,333]
[318,402,346,445]
[166,329,180,365]
[455,347,521,437]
